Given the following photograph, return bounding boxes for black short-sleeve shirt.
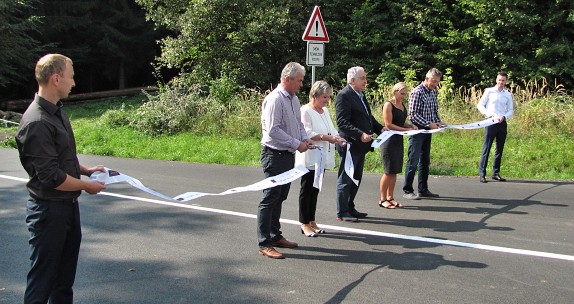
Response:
[16,94,82,200]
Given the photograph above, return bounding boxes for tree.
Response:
[34,0,158,92]
[529,0,574,88]
[136,0,312,89]
[0,0,42,90]
[136,0,574,91]
[400,0,574,88]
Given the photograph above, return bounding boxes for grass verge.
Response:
[2,92,573,181]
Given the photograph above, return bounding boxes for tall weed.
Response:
[515,95,574,136]
[434,78,573,133]
[222,88,262,138]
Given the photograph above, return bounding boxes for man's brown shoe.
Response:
[259,247,284,259]
[271,237,298,248]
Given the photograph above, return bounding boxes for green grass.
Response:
[362,130,574,180]
[64,96,262,165]
[2,93,573,181]
[74,124,261,165]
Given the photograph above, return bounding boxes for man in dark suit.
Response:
[335,66,385,222]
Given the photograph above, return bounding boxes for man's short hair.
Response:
[281,62,305,81]
[35,54,72,86]
[425,68,442,79]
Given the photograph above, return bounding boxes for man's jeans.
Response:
[403,133,432,194]
[257,147,295,249]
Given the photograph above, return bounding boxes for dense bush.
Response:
[100,77,264,137]
[100,105,132,128]
[96,76,574,140]
[131,89,214,136]
[99,88,196,136]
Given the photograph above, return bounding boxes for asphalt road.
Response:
[1,148,573,304]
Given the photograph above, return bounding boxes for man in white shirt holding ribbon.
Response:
[477,71,514,183]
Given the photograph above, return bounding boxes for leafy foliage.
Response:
[0,135,17,148]
[136,0,574,92]
[4,0,574,109]
[135,0,310,89]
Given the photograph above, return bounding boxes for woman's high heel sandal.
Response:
[301,224,318,237]
[378,199,396,209]
[309,221,325,234]
[387,198,404,208]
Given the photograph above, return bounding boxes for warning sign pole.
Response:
[302,6,329,85]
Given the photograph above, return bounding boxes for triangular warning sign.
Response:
[302,6,329,43]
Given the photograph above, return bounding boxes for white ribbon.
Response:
[344,144,360,186]
[312,148,326,191]
[90,165,310,202]
[91,118,498,201]
[371,117,498,148]
[444,117,499,130]
[371,128,444,148]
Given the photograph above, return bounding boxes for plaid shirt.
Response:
[408,82,441,129]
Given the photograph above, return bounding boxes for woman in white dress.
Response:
[296,81,346,237]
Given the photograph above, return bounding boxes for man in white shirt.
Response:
[477,72,514,183]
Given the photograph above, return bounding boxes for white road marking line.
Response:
[0,175,28,182]
[101,192,574,262]
[2,174,573,262]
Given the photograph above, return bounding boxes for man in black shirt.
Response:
[16,54,107,304]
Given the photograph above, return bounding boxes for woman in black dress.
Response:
[379,82,417,208]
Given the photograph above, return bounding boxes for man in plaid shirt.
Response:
[403,68,445,200]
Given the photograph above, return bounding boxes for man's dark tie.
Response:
[359,94,370,115]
